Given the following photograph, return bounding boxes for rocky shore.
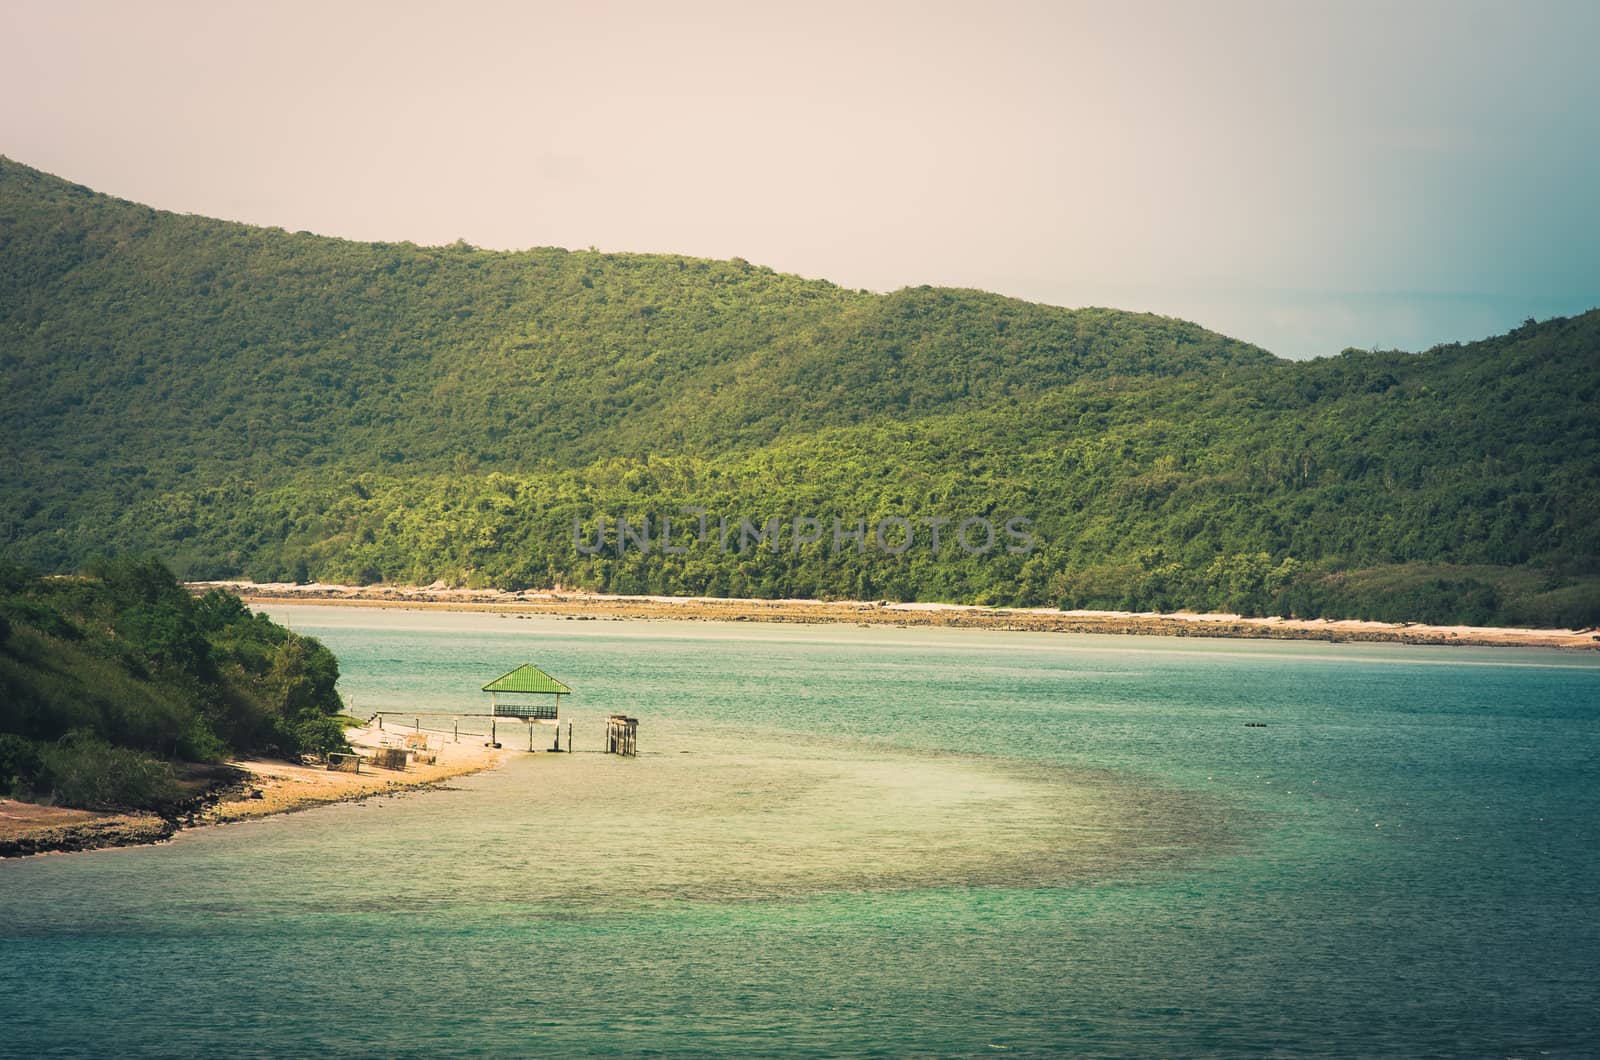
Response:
[197,581,1600,651]
[0,807,177,857]
[0,723,506,858]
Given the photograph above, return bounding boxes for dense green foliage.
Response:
[3,158,1598,625]
[0,557,345,810]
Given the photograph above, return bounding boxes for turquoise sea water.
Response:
[3,607,1598,1057]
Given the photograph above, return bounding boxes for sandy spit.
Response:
[194,581,1600,651]
[0,724,509,858]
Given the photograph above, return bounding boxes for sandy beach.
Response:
[196,580,1600,651]
[195,721,507,825]
[0,722,509,857]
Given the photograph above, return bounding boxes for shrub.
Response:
[0,733,42,796]
[37,730,181,811]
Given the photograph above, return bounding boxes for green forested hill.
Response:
[3,158,1597,625]
[0,558,346,810]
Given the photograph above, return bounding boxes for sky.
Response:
[2,0,1597,359]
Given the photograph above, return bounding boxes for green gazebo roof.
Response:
[482,663,572,695]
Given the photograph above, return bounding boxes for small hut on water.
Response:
[482,663,572,719]
[483,663,573,751]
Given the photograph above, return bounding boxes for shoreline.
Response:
[197,580,1600,651]
[0,723,509,859]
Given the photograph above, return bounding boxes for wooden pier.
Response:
[605,714,638,756]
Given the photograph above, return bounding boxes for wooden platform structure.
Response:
[482,663,573,750]
[368,662,575,751]
[483,663,572,720]
[605,714,638,756]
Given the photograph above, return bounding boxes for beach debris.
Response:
[327,752,363,774]
[369,747,408,771]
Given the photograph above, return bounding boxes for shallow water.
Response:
[3,608,1598,1056]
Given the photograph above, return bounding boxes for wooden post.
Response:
[453,720,458,742]
[529,724,534,752]
[604,714,638,756]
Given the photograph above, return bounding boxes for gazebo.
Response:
[482,663,573,751]
[367,663,575,752]
[483,663,572,720]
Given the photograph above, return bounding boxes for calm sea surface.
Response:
[3,607,1598,1057]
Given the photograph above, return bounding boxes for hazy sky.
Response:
[3,0,1596,358]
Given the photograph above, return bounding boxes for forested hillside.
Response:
[3,158,1598,625]
[0,558,345,810]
